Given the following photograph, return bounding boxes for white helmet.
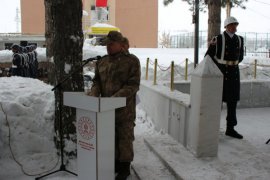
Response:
[224,16,239,28]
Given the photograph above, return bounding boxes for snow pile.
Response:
[0,48,47,63]
[0,76,156,180]
[0,77,57,179]
[0,50,12,63]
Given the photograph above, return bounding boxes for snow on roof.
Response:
[82,10,88,16]
[91,23,117,28]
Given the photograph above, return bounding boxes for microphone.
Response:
[83,56,102,62]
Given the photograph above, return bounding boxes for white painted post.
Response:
[63,92,126,180]
[187,55,223,157]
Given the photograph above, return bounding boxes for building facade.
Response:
[21,0,45,35]
[20,0,158,48]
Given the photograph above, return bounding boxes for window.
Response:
[90,5,109,25]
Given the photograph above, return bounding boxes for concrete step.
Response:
[132,136,177,180]
[144,134,225,180]
[144,132,270,180]
[127,165,140,180]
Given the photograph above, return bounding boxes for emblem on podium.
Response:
[78,116,95,140]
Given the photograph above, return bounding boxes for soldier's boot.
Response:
[225,127,243,139]
[115,162,130,180]
[115,160,120,173]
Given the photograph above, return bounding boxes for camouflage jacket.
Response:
[89,51,141,123]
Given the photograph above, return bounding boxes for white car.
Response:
[84,37,106,46]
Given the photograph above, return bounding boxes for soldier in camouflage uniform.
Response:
[88,31,141,180]
[122,37,130,53]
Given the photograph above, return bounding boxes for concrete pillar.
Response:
[187,55,223,157]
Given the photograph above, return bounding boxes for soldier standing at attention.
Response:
[88,31,141,180]
[10,44,24,77]
[205,16,244,139]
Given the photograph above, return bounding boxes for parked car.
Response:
[84,37,106,46]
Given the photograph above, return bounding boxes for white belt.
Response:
[214,33,241,66]
[216,59,239,66]
[12,65,17,68]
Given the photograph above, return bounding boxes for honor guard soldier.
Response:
[32,45,39,78]
[205,16,244,139]
[10,44,24,77]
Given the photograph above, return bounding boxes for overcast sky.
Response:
[0,0,270,33]
[158,0,270,33]
[0,0,20,33]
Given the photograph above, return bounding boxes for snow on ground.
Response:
[1,46,270,179]
[0,77,270,180]
[0,77,59,180]
[1,42,269,68]
[0,77,153,180]
[2,44,270,81]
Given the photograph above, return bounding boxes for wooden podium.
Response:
[63,92,126,180]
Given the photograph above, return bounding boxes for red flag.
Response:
[96,0,108,7]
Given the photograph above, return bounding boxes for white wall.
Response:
[138,79,270,154]
[138,80,190,145]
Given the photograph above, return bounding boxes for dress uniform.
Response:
[205,17,244,139]
[10,44,24,77]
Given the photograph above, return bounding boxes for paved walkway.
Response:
[133,107,270,179]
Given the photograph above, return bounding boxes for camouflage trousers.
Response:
[115,121,135,162]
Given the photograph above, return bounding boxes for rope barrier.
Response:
[145,57,270,83]
[254,63,270,67]
[187,59,194,64]
[174,68,185,76]
[157,64,171,71]
[239,66,250,70]
[149,59,155,65]
[178,59,187,65]
[174,67,195,77]
[0,102,60,177]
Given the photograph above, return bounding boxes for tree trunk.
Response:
[207,0,221,46]
[44,0,54,84]
[45,0,84,156]
[226,0,231,17]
